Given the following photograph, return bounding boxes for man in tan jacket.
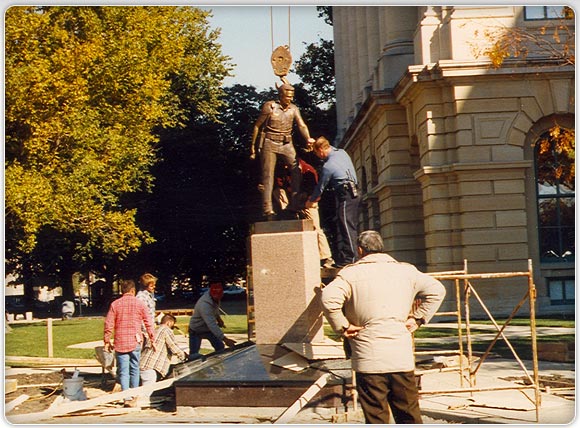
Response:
[320,230,446,424]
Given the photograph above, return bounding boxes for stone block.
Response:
[252,219,313,235]
[550,79,573,113]
[458,180,492,196]
[425,214,452,232]
[493,179,524,194]
[457,146,491,163]
[512,113,534,134]
[461,228,527,245]
[519,98,543,123]
[462,245,497,262]
[250,230,323,344]
[459,194,525,212]
[455,114,473,131]
[496,210,527,228]
[455,98,519,114]
[491,144,524,162]
[498,243,529,260]
[460,212,495,229]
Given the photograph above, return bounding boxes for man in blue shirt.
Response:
[305,136,360,268]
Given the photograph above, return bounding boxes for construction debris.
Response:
[5,356,101,367]
[5,378,18,394]
[273,373,333,424]
[5,394,30,413]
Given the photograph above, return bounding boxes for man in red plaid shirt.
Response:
[104,279,156,406]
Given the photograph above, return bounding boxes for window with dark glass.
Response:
[547,278,575,305]
[534,128,575,263]
[524,6,571,20]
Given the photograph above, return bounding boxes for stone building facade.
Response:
[331,6,575,316]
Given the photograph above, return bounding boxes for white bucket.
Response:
[63,377,86,401]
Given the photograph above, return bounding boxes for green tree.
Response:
[316,6,333,26]
[295,38,336,108]
[5,6,232,299]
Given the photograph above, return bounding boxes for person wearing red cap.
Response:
[187,282,236,360]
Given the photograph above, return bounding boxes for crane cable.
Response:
[270,6,291,52]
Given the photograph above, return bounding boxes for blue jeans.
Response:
[188,329,224,361]
[116,344,141,391]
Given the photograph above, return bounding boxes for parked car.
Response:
[74,295,89,307]
[5,296,28,315]
[154,292,166,303]
[223,284,246,298]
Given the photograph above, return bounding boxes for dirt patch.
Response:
[5,371,116,415]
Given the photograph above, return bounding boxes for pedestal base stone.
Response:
[250,230,323,344]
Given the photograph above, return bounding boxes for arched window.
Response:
[361,166,368,193]
[370,155,379,187]
[534,127,575,263]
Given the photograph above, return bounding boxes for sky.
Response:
[202,6,333,90]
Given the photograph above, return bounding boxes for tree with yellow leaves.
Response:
[5,6,232,299]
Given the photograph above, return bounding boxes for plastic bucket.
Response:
[63,377,85,400]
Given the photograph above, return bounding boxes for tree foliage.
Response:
[5,6,232,295]
[316,6,333,26]
[295,38,336,108]
[536,126,575,189]
[471,7,575,67]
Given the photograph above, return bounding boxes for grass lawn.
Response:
[5,313,249,360]
[466,317,575,328]
[5,311,574,361]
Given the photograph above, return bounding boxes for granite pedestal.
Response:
[249,219,324,344]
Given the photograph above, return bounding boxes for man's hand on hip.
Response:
[342,324,364,338]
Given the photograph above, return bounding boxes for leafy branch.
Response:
[470,8,575,67]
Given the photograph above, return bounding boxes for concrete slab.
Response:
[419,358,575,424]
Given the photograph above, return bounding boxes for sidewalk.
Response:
[7,326,574,424]
[7,355,573,424]
[419,357,575,424]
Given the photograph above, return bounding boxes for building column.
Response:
[414,6,441,64]
[356,7,370,93]
[333,7,348,138]
[378,6,417,90]
[365,7,381,90]
[348,8,361,107]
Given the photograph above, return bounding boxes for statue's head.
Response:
[277,82,294,94]
[277,83,295,107]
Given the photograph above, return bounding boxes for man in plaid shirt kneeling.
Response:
[140,314,188,385]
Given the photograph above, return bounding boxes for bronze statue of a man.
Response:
[250,82,314,219]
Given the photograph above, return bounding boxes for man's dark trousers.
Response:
[334,188,360,266]
[355,371,423,424]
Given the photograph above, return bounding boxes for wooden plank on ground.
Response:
[5,378,18,394]
[5,356,101,367]
[274,373,332,424]
[7,376,178,424]
[5,395,30,413]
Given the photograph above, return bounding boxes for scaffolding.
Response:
[416,259,541,422]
